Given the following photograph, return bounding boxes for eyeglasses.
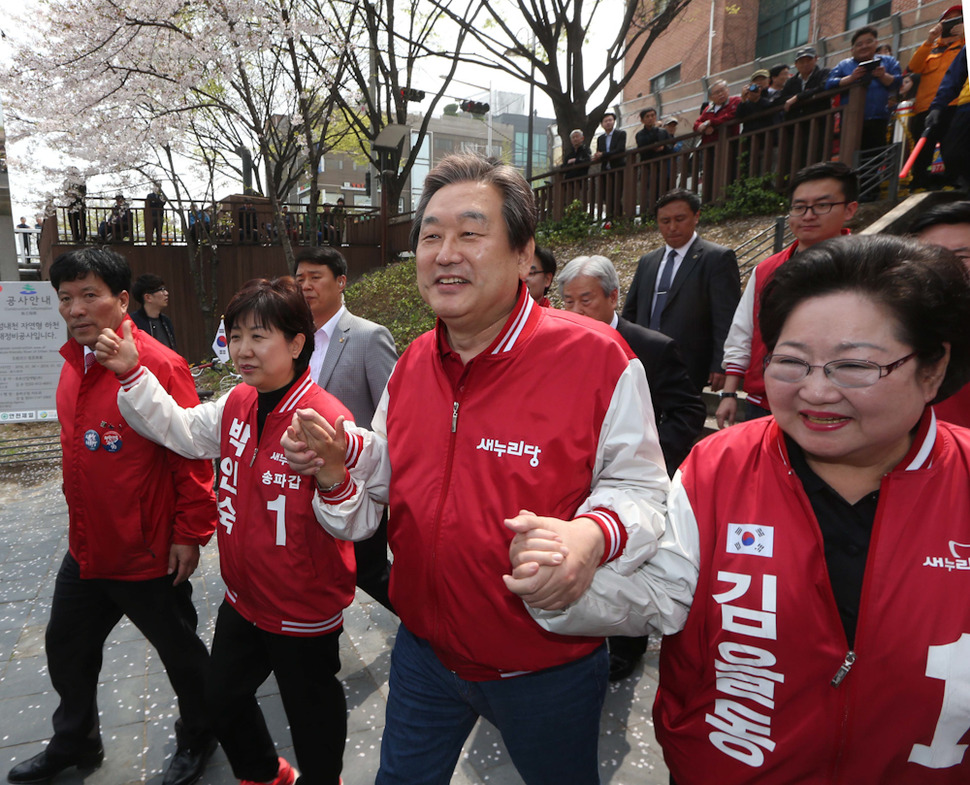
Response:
[788,201,848,217]
[150,287,169,295]
[526,267,545,278]
[763,352,916,388]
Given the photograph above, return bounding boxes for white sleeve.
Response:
[310,381,391,541]
[721,268,757,375]
[116,366,224,460]
[527,469,699,637]
[574,359,669,573]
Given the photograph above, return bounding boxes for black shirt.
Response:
[785,435,879,648]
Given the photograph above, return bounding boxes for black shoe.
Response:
[162,736,218,785]
[7,745,104,784]
[608,652,642,682]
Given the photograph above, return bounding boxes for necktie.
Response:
[650,248,677,331]
[84,352,96,374]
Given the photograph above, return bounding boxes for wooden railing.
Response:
[53,199,381,249]
[534,82,867,223]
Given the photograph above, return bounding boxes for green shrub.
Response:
[345,259,435,352]
[537,199,598,244]
[701,172,787,223]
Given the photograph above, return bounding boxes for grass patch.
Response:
[346,259,435,352]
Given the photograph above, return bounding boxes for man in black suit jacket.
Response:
[593,111,627,170]
[621,188,741,393]
[558,254,706,475]
[559,253,706,682]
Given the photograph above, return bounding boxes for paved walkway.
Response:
[0,468,669,784]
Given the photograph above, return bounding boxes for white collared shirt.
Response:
[650,232,698,316]
[309,305,346,383]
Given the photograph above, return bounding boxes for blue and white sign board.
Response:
[0,281,62,422]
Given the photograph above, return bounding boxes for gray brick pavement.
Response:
[0,470,668,784]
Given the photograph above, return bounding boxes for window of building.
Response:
[756,0,810,58]
[847,0,891,27]
[650,65,681,93]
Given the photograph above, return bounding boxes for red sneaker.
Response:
[239,757,297,785]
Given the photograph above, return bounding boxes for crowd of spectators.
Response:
[560,10,966,200]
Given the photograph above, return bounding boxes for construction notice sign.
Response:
[0,281,62,422]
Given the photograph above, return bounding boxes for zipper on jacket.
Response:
[250,447,258,467]
[830,651,856,687]
[451,401,459,432]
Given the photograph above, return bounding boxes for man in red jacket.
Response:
[715,161,858,427]
[284,154,669,784]
[7,248,218,785]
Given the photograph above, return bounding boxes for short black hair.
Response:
[602,111,617,121]
[534,246,557,276]
[50,247,130,295]
[769,64,789,78]
[224,277,314,376]
[907,201,970,235]
[639,107,658,120]
[852,25,878,44]
[760,234,970,403]
[293,246,348,278]
[132,274,166,306]
[656,188,701,216]
[789,161,859,203]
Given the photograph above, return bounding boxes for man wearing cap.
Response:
[781,47,832,118]
[663,117,684,153]
[735,83,775,133]
[907,5,965,189]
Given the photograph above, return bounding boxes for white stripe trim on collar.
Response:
[904,409,936,471]
[281,375,315,413]
[491,294,534,354]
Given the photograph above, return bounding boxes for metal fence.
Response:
[0,431,61,467]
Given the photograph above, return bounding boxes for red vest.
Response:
[218,371,355,635]
[657,413,970,783]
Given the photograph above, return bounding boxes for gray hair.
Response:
[709,79,729,95]
[558,255,620,298]
[570,129,584,139]
[409,153,537,252]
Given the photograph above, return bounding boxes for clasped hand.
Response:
[503,510,605,611]
[281,409,348,489]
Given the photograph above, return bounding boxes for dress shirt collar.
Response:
[665,232,698,257]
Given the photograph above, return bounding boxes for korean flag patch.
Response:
[727,524,774,557]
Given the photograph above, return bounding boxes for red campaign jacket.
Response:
[724,231,850,408]
[57,317,215,580]
[724,241,799,407]
[656,412,970,784]
[218,371,356,635]
[383,289,643,680]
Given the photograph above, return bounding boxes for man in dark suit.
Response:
[593,111,627,170]
[295,246,398,612]
[559,254,706,473]
[621,188,741,393]
[559,253,706,682]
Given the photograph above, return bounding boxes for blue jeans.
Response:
[377,624,608,785]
